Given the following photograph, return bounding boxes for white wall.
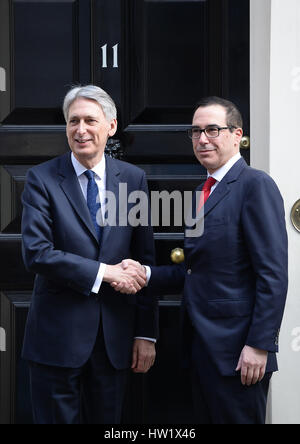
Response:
[250,0,300,424]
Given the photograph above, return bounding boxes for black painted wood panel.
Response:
[0,292,32,424]
[0,0,10,123]
[1,0,91,125]
[0,237,34,291]
[0,165,31,233]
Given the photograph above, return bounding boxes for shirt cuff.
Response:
[91,263,106,294]
[144,265,151,286]
[134,337,156,343]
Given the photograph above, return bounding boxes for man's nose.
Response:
[77,120,87,134]
[198,130,209,144]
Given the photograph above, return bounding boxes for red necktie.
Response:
[197,176,217,212]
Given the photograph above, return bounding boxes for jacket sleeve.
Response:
[21,168,100,297]
[242,173,288,352]
[149,264,185,295]
[130,171,158,339]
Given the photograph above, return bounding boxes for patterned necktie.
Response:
[84,170,102,242]
[197,176,217,212]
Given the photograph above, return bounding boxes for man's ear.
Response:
[234,127,243,147]
[108,119,118,137]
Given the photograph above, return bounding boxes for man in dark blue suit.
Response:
[120,97,288,424]
[21,85,157,424]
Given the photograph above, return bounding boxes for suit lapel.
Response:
[99,155,121,257]
[58,152,99,243]
[186,158,247,253]
[203,180,230,217]
[203,157,247,217]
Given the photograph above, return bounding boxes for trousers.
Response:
[28,322,128,424]
[190,331,271,424]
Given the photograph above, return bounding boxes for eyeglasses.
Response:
[187,126,236,139]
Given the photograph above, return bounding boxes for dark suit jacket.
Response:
[21,152,157,369]
[150,158,288,376]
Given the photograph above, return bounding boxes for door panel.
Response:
[0,292,32,424]
[0,0,249,423]
[1,165,29,234]
[2,0,91,125]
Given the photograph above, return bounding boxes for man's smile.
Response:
[75,138,93,144]
[195,146,216,153]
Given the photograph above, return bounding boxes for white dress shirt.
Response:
[71,153,106,294]
[207,152,241,192]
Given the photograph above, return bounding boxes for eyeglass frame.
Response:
[187,125,237,140]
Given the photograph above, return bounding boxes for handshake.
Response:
[103,259,148,294]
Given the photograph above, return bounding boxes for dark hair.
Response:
[193,96,243,130]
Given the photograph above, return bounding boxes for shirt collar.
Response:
[71,152,106,180]
[208,152,241,183]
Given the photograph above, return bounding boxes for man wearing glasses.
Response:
[119,96,288,424]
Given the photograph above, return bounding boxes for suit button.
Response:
[187,269,192,275]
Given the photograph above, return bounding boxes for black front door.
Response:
[0,0,249,424]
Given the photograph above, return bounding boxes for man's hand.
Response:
[236,345,268,385]
[131,339,156,373]
[110,259,146,294]
[103,262,146,294]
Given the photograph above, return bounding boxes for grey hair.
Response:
[63,84,117,122]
